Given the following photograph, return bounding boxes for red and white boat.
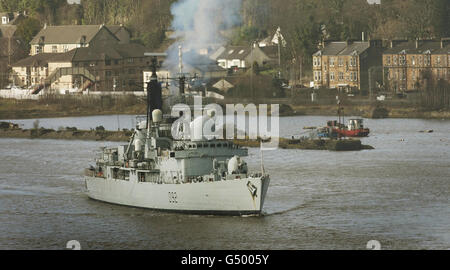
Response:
[327,119,370,137]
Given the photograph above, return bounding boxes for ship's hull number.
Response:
[168,192,178,203]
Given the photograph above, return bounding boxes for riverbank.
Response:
[1,97,449,120]
[0,125,374,151]
[288,104,450,119]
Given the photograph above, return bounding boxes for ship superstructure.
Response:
[84,55,270,215]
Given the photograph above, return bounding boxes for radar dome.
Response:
[152,109,163,123]
[228,156,240,174]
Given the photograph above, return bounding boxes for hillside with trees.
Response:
[1,0,449,73]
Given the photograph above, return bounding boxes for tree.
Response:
[16,17,41,48]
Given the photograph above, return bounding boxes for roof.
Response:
[217,46,252,60]
[13,42,151,66]
[106,25,129,35]
[384,40,447,54]
[0,25,17,38]
[315,42,347,56]
[314,41,372,56]
[191,64,226,73]
[30,24,120,45]
[338,42,370,55]
[11,53,63,67]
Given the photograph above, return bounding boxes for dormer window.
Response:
[80,35,87,46]
[39,36,45,44]
[238,50,245,54]
[1,16,8,24]
[228,50,234,54]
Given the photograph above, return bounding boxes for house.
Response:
[258,27,286,48]
[29,24,131,56]
[382,39,450,92]
[1,12,24,25]
[216,45,273,70]
[312,40,383,92]
[12,42,153,92]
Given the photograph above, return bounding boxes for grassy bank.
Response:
[1,95,449,120]
[0,95,147,120]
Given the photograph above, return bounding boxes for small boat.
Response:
[327,119,370,138]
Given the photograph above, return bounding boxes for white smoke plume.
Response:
[164,0,243,73]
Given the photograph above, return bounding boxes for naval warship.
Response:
[84,56,270,215]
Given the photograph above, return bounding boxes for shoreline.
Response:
[1,106,450,121]
[1,98,449,120]
[0,127,374,151]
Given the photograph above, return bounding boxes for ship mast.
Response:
[144,53,167,130]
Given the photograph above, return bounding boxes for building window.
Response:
[330,57,335,67]
[106,71,112,77]
[436,56,441,66]
[411,56,415,66]
[393,55,397,65]
[386,56,391,66]
[399,55,406,65]
[313,57,321,67]
[350,57,357,67]
[338,57,344,67]
[424,55,431,66]
[314,71,322,81]
[52,46,57,53]
[338,72,344,81]
[330,72,335,81]
[105,60,111,66]
[412,70,416,81]
[127,58,134,63]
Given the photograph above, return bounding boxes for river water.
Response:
[0,115,449,250]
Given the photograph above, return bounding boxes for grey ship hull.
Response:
[85,173,270,216]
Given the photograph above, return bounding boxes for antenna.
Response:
[178,45,183,74]
[260,146,265,175]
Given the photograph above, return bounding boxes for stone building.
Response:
[312,40,383,93]
[383,39,450,92]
